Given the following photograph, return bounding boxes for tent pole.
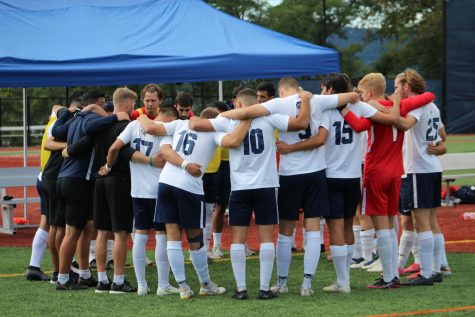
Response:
[23,88,28,219]
[218,81,223,101]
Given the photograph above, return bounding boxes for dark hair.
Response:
[81,90,105,106]
[141,83,163,100]
[69,90,85,107]
[232,85,245,99]
[175,92,193,107]
[211,101,229,112]
[103,101,114,113]
[256,82,275,98]
[321,73,352,94]
[351,75,364,89]
[158,106,179,118]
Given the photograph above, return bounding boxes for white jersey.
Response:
[117,120,162,198]
[324,102,377,178]
[402,131,412,177]
[405,103,443,173]
[262,94,338,175]
[158,120,226,195]
[211,115,289,191]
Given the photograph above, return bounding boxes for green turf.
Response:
[1,247,474,317]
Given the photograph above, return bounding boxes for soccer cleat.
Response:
[199,281,226,296]
[50,272,59,285]
[402,274,433,286]
[441,266,452,277]
[432,272,443,283]
[232,290,249,300]
[78,276,98,287]
[367,261,383,273]
[367,278,396,289]
[56,279,88,291]
[209,245,224,259]
[106,259,114,270]
[257,290,277,300]
[362,258,380,270]
[156,285,180,296]
[89,259,96,268]
[145,257,153,266]
[323,283,351,294]
[406,272,420,280]
[137,286,150,296]
[350,260,367,269]
[95,281,112,293]
[245,245,256,256]
[25,267,50,281]
[300,287,315,297]
[270,283,288,294]
[179,285,195,300]
[402,263,420,275]
[110,280,137,294]
[392,277,401,288]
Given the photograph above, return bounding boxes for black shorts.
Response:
[399,176,413,216]
[228,187,278,226]
[57,177,93,230]
[36,178,48,216]
[43,178,62,226]
[326,178,361,219]
[155,183,205,229]
[132,198,165,231]
[216,161,231,205]
[203,172,218,204]
[278,170,330,220]
[412,172,442,209]
[94,176,133,233]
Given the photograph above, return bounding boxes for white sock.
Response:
[107,240,114,262]
[352,226,362,259]
[155,234,170,289]
[361,229,375,262]
[331,245,349,287]
[98,271,108,283]
[29,228,48,268]
[376,229,393,283]
[398,230,415,269]
[230,243,246,291]
[190,246,210,284]
[276,234,292,280]
[417,231,434,279]
[259,242,275,291]
[439,233,449,267]
[58,273,69,284]
[132,233,148,288]
[79,269,91,279]
[167,241,186,284]
[89,240,96,263]
[213,232,222,248]
[432,233,444,273]
[346,244,355,275]
[303,231,321,289]
[412,233,420,264]
[113,274,124,285]
[204,203,214,251]
[390,228,399,278]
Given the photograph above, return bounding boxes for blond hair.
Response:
[278,77,299,90]
[113,87,137,106]
[395,68,425,94]
[358,73,386,96]
[236,88,257,107]
[200,107,220,119]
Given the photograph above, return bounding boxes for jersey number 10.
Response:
[243,128,264,155]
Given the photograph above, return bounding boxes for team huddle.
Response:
[25,69,451,300]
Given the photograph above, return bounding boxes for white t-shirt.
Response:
[324,102,377,178]
[405,103,443,173]
[158,120,226,195]
[262,94,338,175]
[117,120,162,198]
[211,115,289,191]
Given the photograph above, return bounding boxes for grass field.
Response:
[1,248,475,317]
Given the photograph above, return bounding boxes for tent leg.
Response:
[23,88,28,219]
[218,81,223,102]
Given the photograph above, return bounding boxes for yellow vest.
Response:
[205,147,222,173]
[220,147,229,161]
[40,116,57,171]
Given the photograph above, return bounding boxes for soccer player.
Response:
[137,108,250,299]
[101,106,180,296]
[175,92,194,120]
[256,82,276,103]
[130,84,163,120]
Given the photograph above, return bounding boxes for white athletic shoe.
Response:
[179,285,195,300]
[245,245,256,256]
[270,283,288,294]
[367,260,383,272]
[323,283,351,294]
[362,258,380,270]
[137,286,150,296]
[145,257,153,266]
[300,287,314,297]
[199,281,226,296]
[209,245,224,259]
[156,285,180,296]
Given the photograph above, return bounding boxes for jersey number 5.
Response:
[176,130,197,155]
[243,128,264,155]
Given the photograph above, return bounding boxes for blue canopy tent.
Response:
[0,0,339,87]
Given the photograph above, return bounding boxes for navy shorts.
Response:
[216,161,231,205]
[43,178,62,226]
[399,176,413,216]
[57,177,93,230]
[326,178,361,219]
[203,172,218,204]
[228,187,278,226]
[278,170,330,220]
[155,183,205,229]
[412,172,442,209]
[132,198,165,231]
[36,178,48,216]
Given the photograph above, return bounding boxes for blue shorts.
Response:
[228,187,278,226]
[278,170,330,220]
[155,183,205,229]
[203,172,218,204]
[132,198,165,231]
[412,172,442,209]
[36,178,48,216]
[326,178,361,219]
[399,176,413,216]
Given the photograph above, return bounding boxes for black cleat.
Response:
[232,290,248,300]
[69,271,79,282]
[79,276,98,287]
[50,272,59,285]
[95,281,112,293]
[432,272,443,283]
[109,280,137,294]
[56,279,88,291]
[367,278,397,289]
[257,290,277,300]
[402,274,434,286]
[25,267,50,281]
